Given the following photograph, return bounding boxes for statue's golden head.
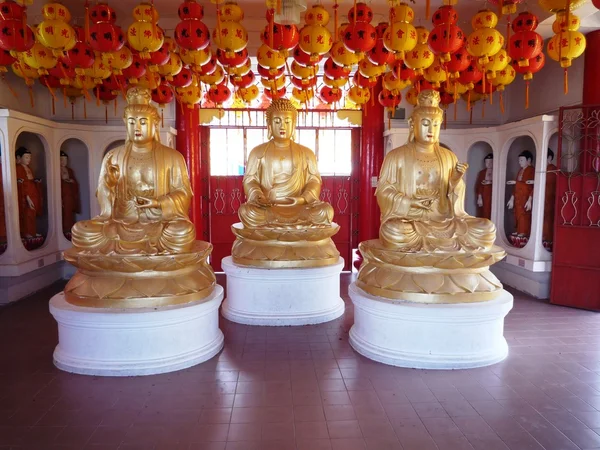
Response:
[408,90,443,146]
[123,87,161,145]
[266,98,297,142]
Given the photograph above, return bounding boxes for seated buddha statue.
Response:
[71,88,195,255]
[356,90,505,303]
[231,98,339,268]
[65,87,215,308]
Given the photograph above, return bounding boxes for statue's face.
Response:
[413,115,441,145]
[485,158,493,169]
[21,153,31,165]
[270,111,295,142]
[126,112,154,145]
[60,156,68,167]
[548,155,553,164]
[518,156,530,168]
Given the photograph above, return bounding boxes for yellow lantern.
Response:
[447,79,469,97]
[177,83,202,108]
[180,48,211,68]
[212,21,248,57]
[221,1,245,22]
[548,32,585,70]
[12,60,39,85]
[236,84,259,104]
[481,48,510,80]
[228,58,251,77]
[330,41,360,69]
[36,2,76,57]
[292,87,314,104]
[383,71,411,93]
[72,75,96,91]
[199,65,225,86]
[102,46,133,75]
[257,44,285,70]
[299,24,333,61]
[405,87,418,106]
[133,2,160,22]
[305,4,330,26]
[84,53,111,84]
[348,85,371,106]
[553,10,581,33]
[261,75,286,90]
[137,70,161,90]
[538,0,586,13]
[127,21,164,57]
[383,21,418,60]
[415,26,429,44]
[404,43,435,74]
[491,65,516,91]
[389,3,415,23]
[157,53,183,81]
[19,42,58,75]
[323,75,348,88]
[423,58,447,88]
[466,10,504,65]
[291,60,317,80]
[358,59,385,79]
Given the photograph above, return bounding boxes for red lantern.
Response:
[324,57,350,78]
[508,12,542,67]
[353,72,377,89]
[378,88,401,108]
[207,82,231,106]
[342,22,377,56]
[174,19,210,51]
[122,53,147,84]
[458,58,483,89]
[257,64,284,79]
[89,4,117,24]
[261,24,300,52]
[0,49,16,70]
[89,22,125,53]
[170,67,193,88]
[432,5,459,26]
[94,83,118,103]
[348,3,374,23]
[0,20,34,52]
[0,1,26,20]
[217,48,248,67]
[428,24,464,62]
[291,76,317,89]
[103,74,127,92]
[368,39,395,66]
[446,47,470,78]
[293,45,321,67]
[319,85,342,104]
[196,54,217,76]
[439,90,455,108]
[152,82,174,105]
[149,44,170,67]
[389,60,417,84]
[593,0,600,9]
[231,70,255,88]
[178,0,204,20]
[512,52,545,79]
[40,75,62,89]
[264,86,287,100]
[64,27,95,75]
[48,60,75,84]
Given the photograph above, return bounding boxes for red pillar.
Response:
[355,81,384,268]
[584,30,600,105]
[175,102,202,238]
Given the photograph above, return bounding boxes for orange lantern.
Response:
[547,12,586,94]
[383,3,417,60]
[330,41,360,69]
[257,43,285,72]
[291,60,317,80]
[84,52,111,84]
[299,4,333,62]
[466,10,504,65]
[323,75,348,88]
[12,60,39,85]
[261,75,286,91]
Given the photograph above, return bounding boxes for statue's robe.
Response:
[543,163,557,242]
[61,167,80,234]
[514,165,535,236]
[376,143,496,252]
[16,164,42,237]
[239,141,334,228]
[71,142,195,254]
[475,168,493,220]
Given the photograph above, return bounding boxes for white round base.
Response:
[221,256,344,326]
[49,286,225,376]
[349,283,514,370]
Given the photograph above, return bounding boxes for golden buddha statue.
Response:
[356,90,505,303]
[64,87,215,308]
[231,98,340,268]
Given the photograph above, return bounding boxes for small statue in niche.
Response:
[507,150,535,247]
[543,149,557,251]
[15,147,43,239]
[0,152,6,249]
[60,151,80,238]
[475,153,493,220]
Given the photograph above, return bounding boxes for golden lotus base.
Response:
[230,222,340,268]
[63,241,216,308]
[356,239,506,304]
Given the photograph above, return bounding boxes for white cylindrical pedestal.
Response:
[349,283,513,370]
[221,256,344,326]
[49,285,225,376]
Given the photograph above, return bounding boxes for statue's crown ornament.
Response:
[126,87,152,106]
[417,89,441,109]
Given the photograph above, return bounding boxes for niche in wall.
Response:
[59,139,90,240]
[504,135,536,249]
[15,132,48,251]
[0,143,7,255]
[542,133,559,253]
[466,142,494,220]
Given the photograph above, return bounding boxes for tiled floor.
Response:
[1,274,600,450]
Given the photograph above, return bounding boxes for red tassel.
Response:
[500,91,505,114]
[269,10,275,49]
[426,0,431,20]
[525,80,530,109]
[333,0,339,43]
[105,105,108,123]
[564,68,569,95]
[28,86,34,108]
[71,102,74,120]
[52,96,55,115]
[84,98,87,119]
[114,97,118,116]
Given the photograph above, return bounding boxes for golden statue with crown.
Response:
[356,90,506,303]
[64,87,216,308]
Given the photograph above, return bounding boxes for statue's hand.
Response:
[26,196,35,210]
[255,194,270,205]
[451,162,468,183]
[507,196,514,210]
[284,197,306,206]
[525,197,532,212]
[477,195,483,207]
[411,198,433,211]
[136,196,159,209]
[506,180,516,185]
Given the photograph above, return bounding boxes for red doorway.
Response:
[203,110,360,272]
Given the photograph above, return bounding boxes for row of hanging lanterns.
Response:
[0,0,591,120]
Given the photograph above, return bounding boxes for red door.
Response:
[205,124,359,272]
[550,105,600,310]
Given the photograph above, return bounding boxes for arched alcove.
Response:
[542,132,559,253]
[15,132,48,251]
[504,135,536,248]
[0,142,7,255]
[466,142,494,219]
[59,139,90,240]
